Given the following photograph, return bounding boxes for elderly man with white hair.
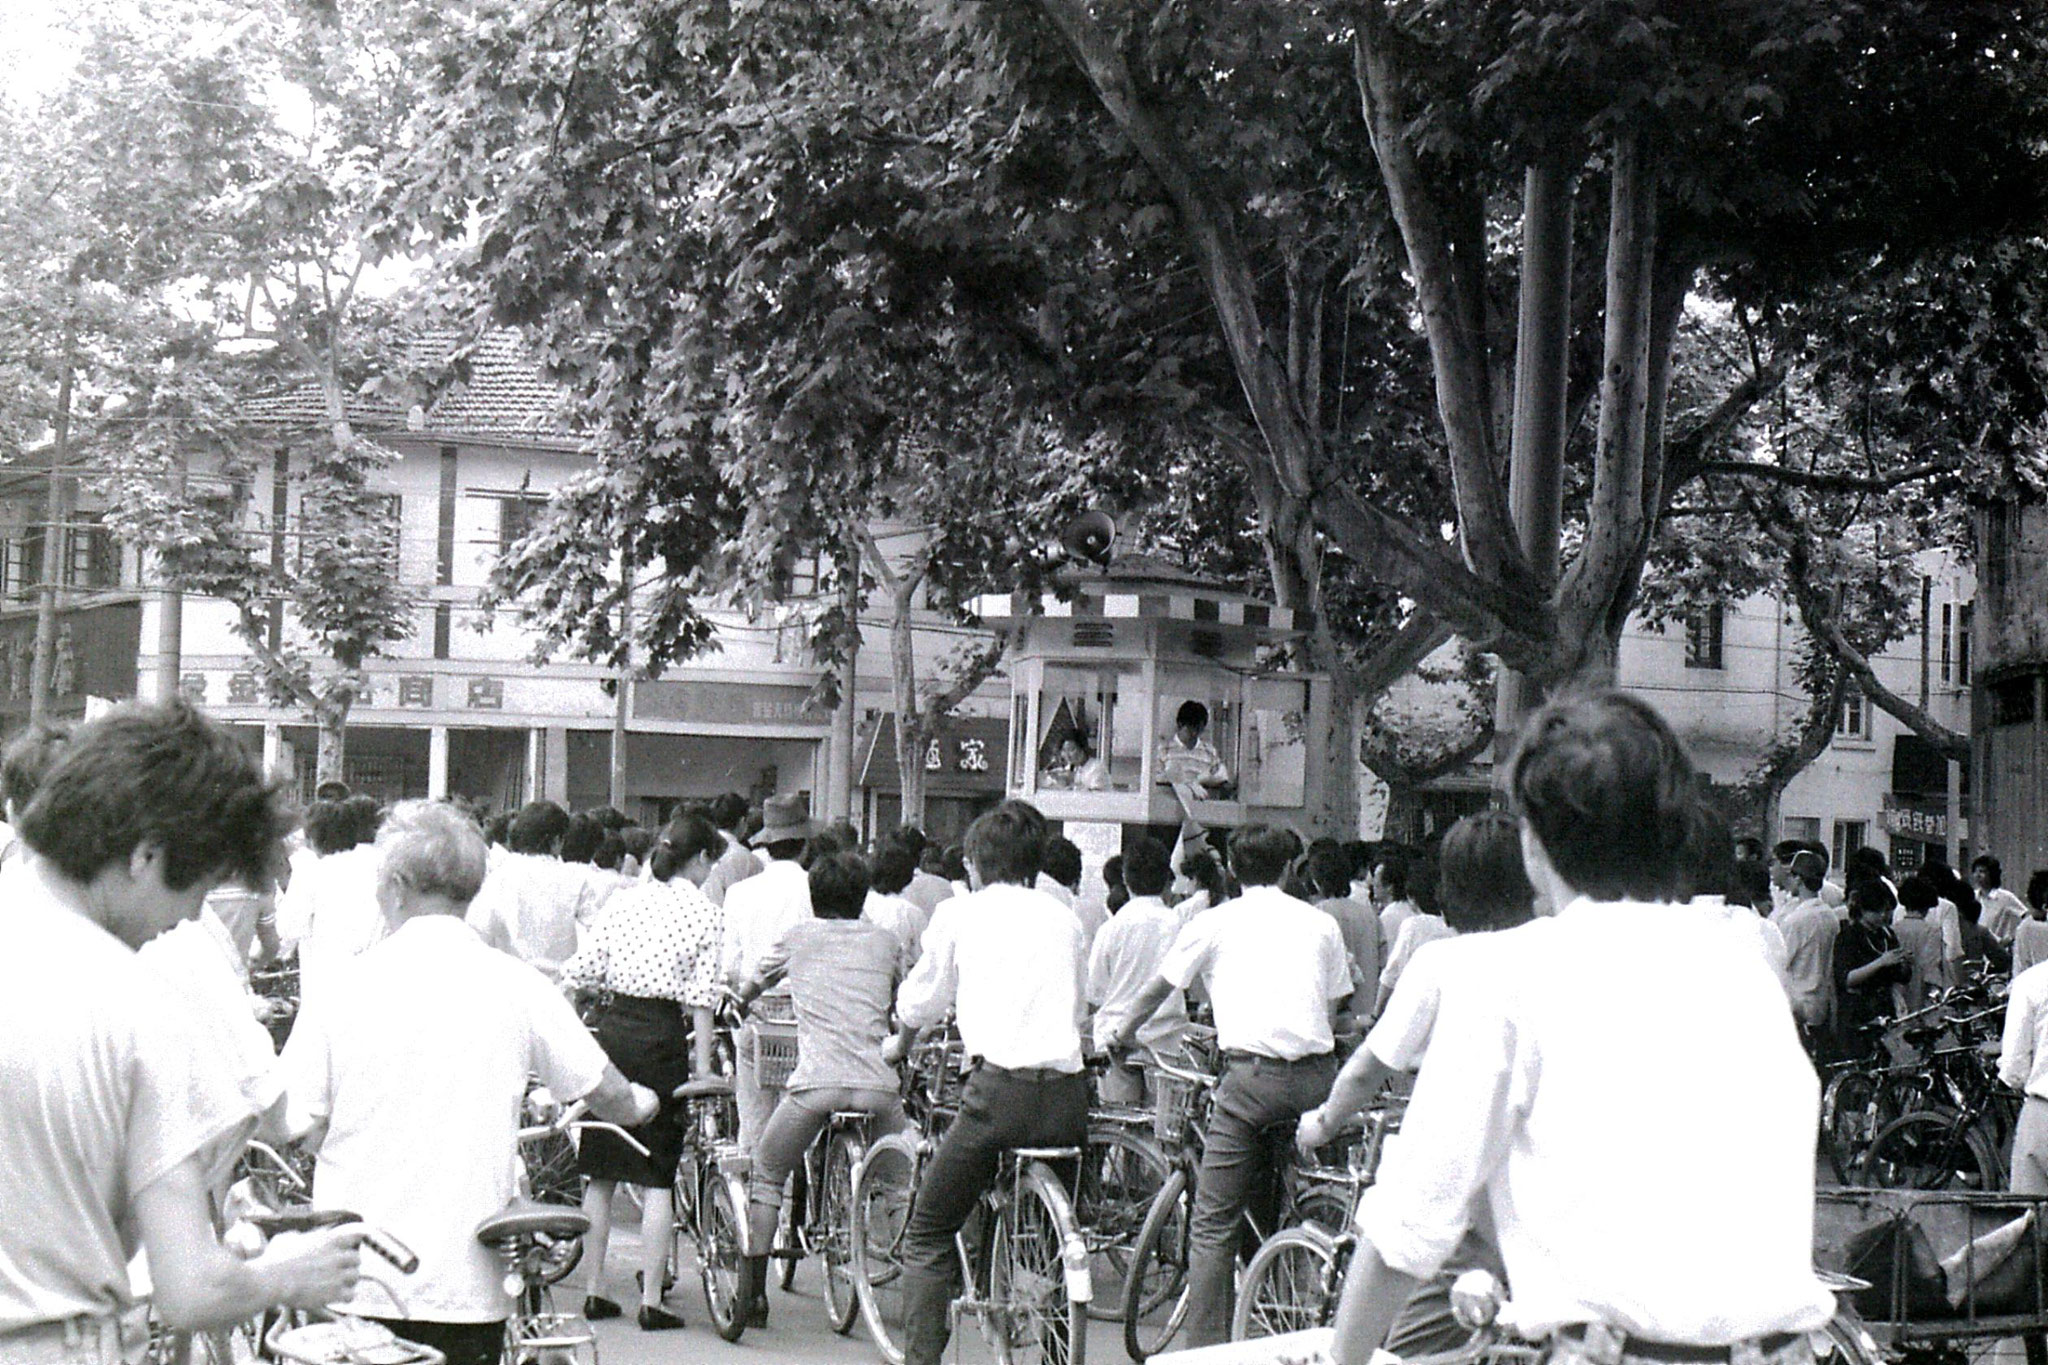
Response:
[282,801,658,1365]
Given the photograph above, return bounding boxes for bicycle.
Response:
[1117,1056,1350,1361]
[1862,1043,2016,1191]
[480,1099,657,1365]
[757,1106,876,1335]
[227,1207,437,1365]
[667,1074,753,1342]
[1075,1095,1172,1325]
[849,1130,1093,1365]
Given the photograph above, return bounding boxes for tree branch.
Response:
[1351,4,1526,594]
[1350,611,1454,708]
[1691,458,1952,495]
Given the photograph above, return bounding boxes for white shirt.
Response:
[1380,912,1454,995]
[1035,872,1075,907]
[1983,887,2030,943]
[862,890,930,965]
[2000,960,2048,1099]
[897,882,1085,1073]
[1365,934,1504,1071]
[1776,900,1839,1025]
[1379,898,1419,954]
[1688,896,1790,994]
[464,849,607,980]
[1355,900,1833,1343]
[288,845,388,1010]
[1087,896,1188,1054]
[721,857,811,986]
[283,915,609,1321]
[1159,886,1350,1060]
[139,909,282,1119]
[903,870,955,917]
[699,835,763,908]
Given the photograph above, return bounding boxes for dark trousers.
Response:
[1185,1051,1337,1348]
[362,1318,504,1365]
[900,1065,1090,1365]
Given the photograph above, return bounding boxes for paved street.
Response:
[589,1204,1129,1365]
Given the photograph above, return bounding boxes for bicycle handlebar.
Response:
[1147,1058,1219,1089]
[517,1097,653,1159]
[242,1209,420,1275]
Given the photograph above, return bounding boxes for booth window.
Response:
[1155,667,1239,799]
[1240,676,1309,807]
[1037,664,1141,791]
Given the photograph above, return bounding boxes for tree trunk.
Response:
[1497,152,1577,744]
[888,573,927,832]
[1751,668,1846,841]
[824,520,862,826]
[316,701,348,788]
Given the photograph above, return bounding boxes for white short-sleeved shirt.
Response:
[1686,896,1790,994]
[1159,886,1350,1060]
[1380,912,1454,994]
[288,844,388,1009]
[0,867,254,1329]
[283,915,609,1322]
[1087,896,1188,1053]
[139,908,283,1119]
[897,882,1086,1073]
[720,858,811,987]
[1364,933,1505,1071]
[1984,887,2030,943]
[465,850,610,981]
[861,890,929,965]
[1354,900,1835,1343]
[2000,960,2048,1100]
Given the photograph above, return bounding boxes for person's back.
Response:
[1893,911,1947,1003]
[1334,690,1833,1365]
[1087,838,1186,1072]
[286,911,608,1325]
[2019,912,2048,978]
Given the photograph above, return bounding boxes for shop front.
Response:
[857,713,1009,847]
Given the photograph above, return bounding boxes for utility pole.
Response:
[154,453,188,702]
[609,538,633,811]
[30,318,77,725]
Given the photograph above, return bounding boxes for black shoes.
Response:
[582,1296,622,1321]
[637,1304,685,1332]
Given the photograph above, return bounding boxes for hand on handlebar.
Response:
[626,1083,660,1127]
[254,1223,369,1312]
[1295,1105,1335,1158]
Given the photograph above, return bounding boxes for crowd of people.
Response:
[12,688,2048,1365]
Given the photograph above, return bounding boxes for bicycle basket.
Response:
[1153,1068,1203,1147]
[753,990,798,1026]
[267,1317,444,1365]
[754,1020,801,1090]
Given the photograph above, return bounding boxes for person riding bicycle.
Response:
[0,699,366,1363]
[1104,821,1353,1350]
[891,800,1089,1365]
[282,801,658,1365]
[1328,690,1835,1365]
[732,851,912,1321]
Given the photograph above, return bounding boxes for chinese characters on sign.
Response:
[924,736,991,774]
[228,673,261,705]
[1880,795,1961,842]
[467,677,504,710]
[398,675,434,709]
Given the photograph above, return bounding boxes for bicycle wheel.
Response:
[1121,1167,1191,1362]
[989,1160,1089,1365]
[1819,1301,1885,1365]
[1288,1183,1351,1237]
[1862,1111,2001,1190]
[851,1131,921,1365]
[1233,1224,1339,1340]
[1077,1127,1171,1322]
[821,1130,864,1335]
[697,1170,750,1342]
[1821,1069,1881,1185]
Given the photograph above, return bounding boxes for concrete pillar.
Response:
[525,727,543,804]
[542,726,569,805]
[428,726,450,800]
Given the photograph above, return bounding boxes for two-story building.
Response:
[0,334,1007,836]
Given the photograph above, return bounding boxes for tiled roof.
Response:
[242,331,583,447]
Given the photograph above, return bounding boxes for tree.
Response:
[31,1,425,784]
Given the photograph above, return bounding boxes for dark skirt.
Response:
[579,994,688,1187]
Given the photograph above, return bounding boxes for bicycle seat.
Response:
[474,1200,591,1245]
[673,1076,735,1102]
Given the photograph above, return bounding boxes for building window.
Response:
[497,493,550,553]
[1684,605,1724,670]
[1837,690,1866,741]
[67,514,118,590]
[1940,602,1972,685]
[1832,819,1868,872]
